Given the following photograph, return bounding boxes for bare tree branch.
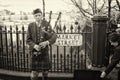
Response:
[69,0,110,18]
[111,5,118,8]
[108,0,112,19]
[87,0,93,9]
[98,0,106,12]
[92,0,95,14]
[42,0,45,20]
[71,0,93,16]
[62,0,73,5]
[94,0,97,13]
[70,0,87,17]
[112,7,120,11]
[80,7,93,16]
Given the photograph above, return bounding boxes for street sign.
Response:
[54,34,82,46]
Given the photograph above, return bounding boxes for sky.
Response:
[0,0,76,13]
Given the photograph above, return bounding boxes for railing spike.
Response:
[10,25,12,30]
[53,54,56,58]
[63,25,66,31]
[67,54,69,57]
[60,54,63,58]
[59,25,62,31]
[78,25,81,31]
[5,26,7,30]
[70,24,73,30]
[22,25,24,30]
[16,25,18,30]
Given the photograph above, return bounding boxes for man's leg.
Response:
[118,69,120,80]
[31,71,39,80]
[42,70,48,80]
[104,41,112,67]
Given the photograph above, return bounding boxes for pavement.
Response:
[91,66,119,80]
[0,67,119,80]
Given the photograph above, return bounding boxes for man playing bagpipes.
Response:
[26,8,57,80]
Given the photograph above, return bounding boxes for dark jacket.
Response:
[26,20,57,52]
[105,33,120,75]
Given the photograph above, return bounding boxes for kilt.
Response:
[30,51,52,71]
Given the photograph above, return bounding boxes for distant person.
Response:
[26,8,57,80]
[100,32,120,78]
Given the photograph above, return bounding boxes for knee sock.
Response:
[42,71,48,80]
[31,71,39,80]
[31,77,38,80]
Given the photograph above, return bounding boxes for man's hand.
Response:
[39,41,49,48]
[33,44,41,51]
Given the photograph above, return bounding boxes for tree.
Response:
[69,0,120,18]
[69,0,107,18]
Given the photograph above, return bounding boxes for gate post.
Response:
[92,15,108,67]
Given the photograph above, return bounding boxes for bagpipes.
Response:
[53,12,62,30]
[42,0,62,32]
[33,0,62,58]
[42,11,62,35]
[33,11,62,56]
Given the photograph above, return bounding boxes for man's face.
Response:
[34,13,42,22]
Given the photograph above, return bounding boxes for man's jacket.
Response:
[26,20,57,52]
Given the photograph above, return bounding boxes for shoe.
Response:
[100,71,106,78]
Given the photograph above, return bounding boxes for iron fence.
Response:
[0,24,93,73]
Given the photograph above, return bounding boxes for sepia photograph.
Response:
[0,0,120,80]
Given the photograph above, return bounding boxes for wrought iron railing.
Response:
[0,24,92,73]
